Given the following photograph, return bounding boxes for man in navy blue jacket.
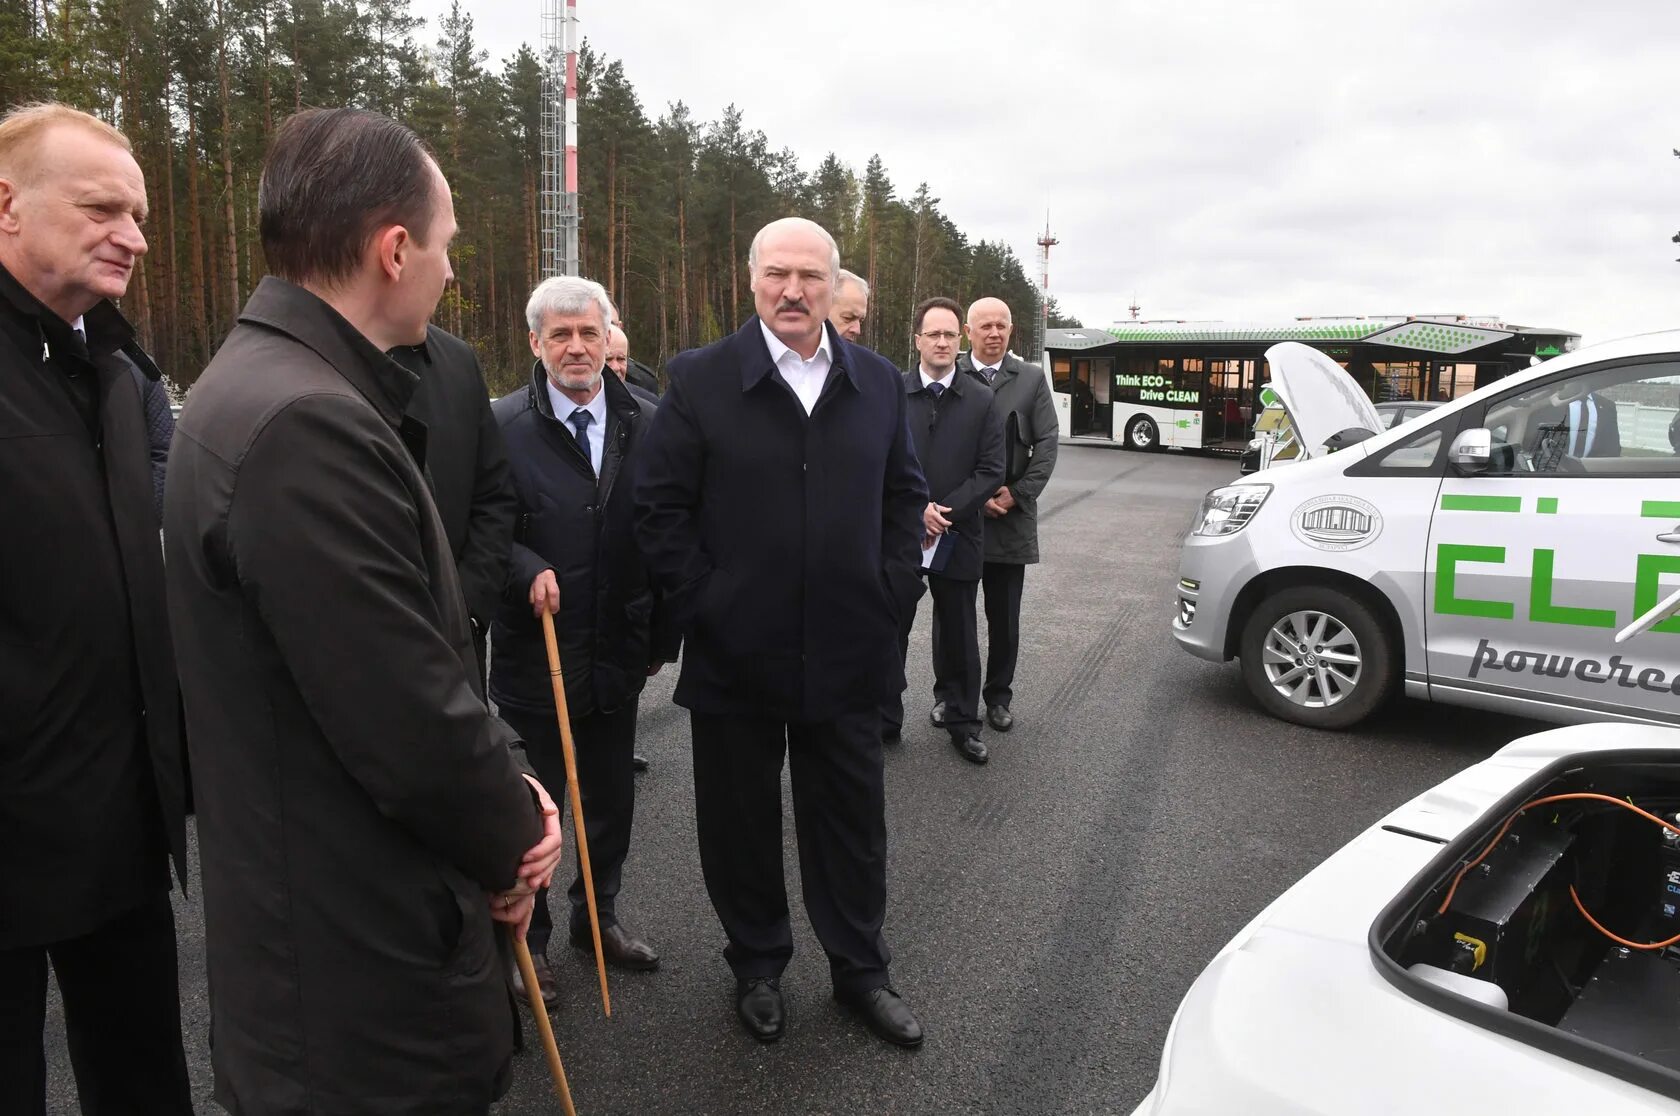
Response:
[635,217,930,1048]
[886,297,1004,763]
[491,275,675,1008]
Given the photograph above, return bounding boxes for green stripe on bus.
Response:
[1440,495,1522,513]
[1537,497,1558,515]
[1642,501,1680,518]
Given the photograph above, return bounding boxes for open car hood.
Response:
[1133,726,1680,1116]
[1135,729,1680,1109]
[1263,341,1384,457]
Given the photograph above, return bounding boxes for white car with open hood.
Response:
[1246,344,1388,471]
[1130,722,1680,1115]
[1174,334,1680,729]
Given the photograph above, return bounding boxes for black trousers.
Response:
[500,701,638,954]
[690,709,891,994]
[981,560,1027,709]
[881,583,920,737]
[0,891,191,1116]
[918,574,983,739]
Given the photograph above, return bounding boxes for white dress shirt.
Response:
[969,356,1000,383]
[760,320,833,415]
[547,376,609,476]
[919,365,958,392]
[1567,396,1599,457]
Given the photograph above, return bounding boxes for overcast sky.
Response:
[420,0,1678,346]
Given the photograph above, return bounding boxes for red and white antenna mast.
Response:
[540,0,580,277]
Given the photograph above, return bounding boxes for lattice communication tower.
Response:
[540,0,580,277]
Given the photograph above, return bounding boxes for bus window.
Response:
[1375,361,1422,403]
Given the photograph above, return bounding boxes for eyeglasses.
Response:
[918,331,960,342]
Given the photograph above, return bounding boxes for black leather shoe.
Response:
[836,984,923,1047]
[987,705,1013,731]
[952,733,988,765]
[632,753,649,772]
[512,950,560,1010]
[736,977,785,1042]
[929,701,948,727]
[571,922,660,971]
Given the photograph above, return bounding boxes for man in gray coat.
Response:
[165,107,564,1115]
[949,296,1059,732]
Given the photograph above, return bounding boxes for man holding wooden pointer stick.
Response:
[490,274,676,1010]
[165,109,567,1115]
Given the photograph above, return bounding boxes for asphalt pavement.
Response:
[44,445,1545,1114]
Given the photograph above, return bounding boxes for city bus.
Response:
[1045,316,1580,452]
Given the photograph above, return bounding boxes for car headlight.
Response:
[1192,484,1270,537]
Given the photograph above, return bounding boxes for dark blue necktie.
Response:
[569,408,594,470]
[927,381,945,399]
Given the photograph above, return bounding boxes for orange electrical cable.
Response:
[1567,885,1680,951]
[1436,792,1680,917]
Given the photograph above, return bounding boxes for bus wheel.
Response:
[1125,415,1159,450]
[1238,586,1396,729]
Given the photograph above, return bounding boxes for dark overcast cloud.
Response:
[422,0,1679,344]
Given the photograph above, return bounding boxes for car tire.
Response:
[1238,586,1396,730]
[1124,415,1159,451]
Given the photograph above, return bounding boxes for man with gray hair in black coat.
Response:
[490,274,675,1008]
[830,268,869,342]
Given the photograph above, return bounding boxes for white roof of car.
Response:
[1511,328,1680,373]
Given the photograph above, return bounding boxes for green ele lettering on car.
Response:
[1434,544,1680,634]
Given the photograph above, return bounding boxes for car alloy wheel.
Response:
[1260,609,1362,708]
[1240,586,1398,730]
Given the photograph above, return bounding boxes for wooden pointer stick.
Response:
[510,930,577,1115]
[539,608,611,1017]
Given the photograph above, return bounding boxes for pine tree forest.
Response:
[0,0,1071,395]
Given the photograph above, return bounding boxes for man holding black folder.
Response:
[885,296,1004,763]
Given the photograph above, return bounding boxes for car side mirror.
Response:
[1323,426,1377,453]
[1449,428,1493,473]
